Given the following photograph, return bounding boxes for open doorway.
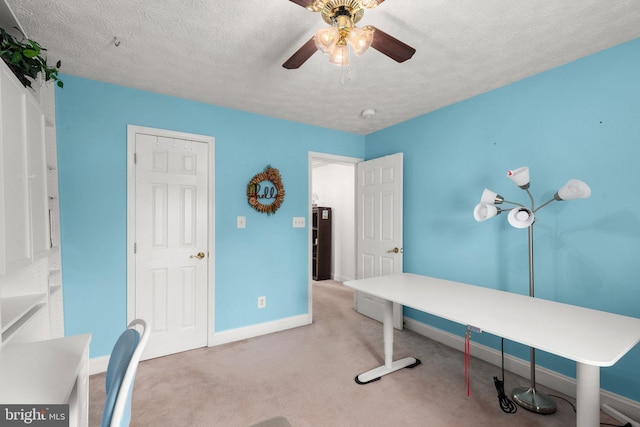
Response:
[308,152,361,320]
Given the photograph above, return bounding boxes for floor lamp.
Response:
[472,166,591,414]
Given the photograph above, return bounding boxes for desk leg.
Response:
[576,362,599,427]
[355,299,421,384]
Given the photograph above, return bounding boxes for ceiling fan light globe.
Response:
[348,27,374,56]
[314,27,339,54]
[359,0,378,9]
[328,44,349,66]
[307,0,327,12]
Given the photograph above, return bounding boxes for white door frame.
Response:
[308,151,362,321]
[126,125,216,346]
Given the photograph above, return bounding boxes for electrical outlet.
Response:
[237,216,246,229]
[258,296,266,308]
[293,217,305,228]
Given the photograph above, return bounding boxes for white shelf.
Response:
[1,293,48,339]
[1,10,63,348]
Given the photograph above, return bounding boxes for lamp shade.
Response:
[555,179,591,200]
[480,188,504,205]
[473,203,501,222]
[507,207,535,228]
[507,166,530,189]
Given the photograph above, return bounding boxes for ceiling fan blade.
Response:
[288,0,313,8]
[368,26,416,63]
[283,37,318,69]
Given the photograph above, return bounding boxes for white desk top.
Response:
[345,273,640,367]
[0,334,91,404]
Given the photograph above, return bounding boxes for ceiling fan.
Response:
[283,0,416,69]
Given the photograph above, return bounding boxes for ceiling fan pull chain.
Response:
[340,65,352,84]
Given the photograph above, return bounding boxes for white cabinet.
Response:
[0,63,31,273]
[0,59,63,344]
[0,334,91,427]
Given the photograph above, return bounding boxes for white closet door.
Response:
[133,132,210,359]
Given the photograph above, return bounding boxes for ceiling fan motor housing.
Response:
[321,0,365,26]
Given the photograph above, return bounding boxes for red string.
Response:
[465,329,471,398]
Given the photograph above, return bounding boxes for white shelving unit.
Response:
[1,293,48,339]
[0,55,63,345]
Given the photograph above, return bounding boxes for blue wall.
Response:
[56,78,364,357]
[365,38,640,400]
[57,37,640,402]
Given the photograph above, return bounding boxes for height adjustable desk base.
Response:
[355,357,422,384]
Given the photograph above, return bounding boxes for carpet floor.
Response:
[89,280,621,426]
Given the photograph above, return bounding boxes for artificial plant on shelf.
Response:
[0,26,63,89]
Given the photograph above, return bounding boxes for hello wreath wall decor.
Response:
[247,165,285,215]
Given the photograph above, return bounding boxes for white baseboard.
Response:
[89,314,311,375]
[209,314,311,347]
[404,317,640,422]
[331,274,354,283]
[89,354,110,375]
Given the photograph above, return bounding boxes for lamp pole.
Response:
[510,223,557,414]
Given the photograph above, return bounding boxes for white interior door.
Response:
[356,153,403,329]
[130,128,211,359]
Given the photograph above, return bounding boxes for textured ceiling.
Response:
[5,0,640,135]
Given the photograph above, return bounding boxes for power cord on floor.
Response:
[494,338,517,414]
[495,339,630,426]
[548,395,632,427]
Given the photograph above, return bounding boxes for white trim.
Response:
[332,273,355,283]
[91,315,310,374]
[404,316,640,422]
[126,125,216,348]
[89,354,110,375]
[209,314,311,347]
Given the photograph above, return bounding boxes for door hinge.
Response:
[134,242,137,254]
[134,152,137,164]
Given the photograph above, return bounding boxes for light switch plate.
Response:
[237,216,246,228]
[293,217,305,228]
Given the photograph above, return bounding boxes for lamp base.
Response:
[511,386,557,414]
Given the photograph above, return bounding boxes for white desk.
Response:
[344,273,640,427]
[0,334,91,427]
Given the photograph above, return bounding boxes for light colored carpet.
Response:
[89,280,620,426]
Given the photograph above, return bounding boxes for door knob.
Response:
[387,247,401,254]
[190,252,205,259]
